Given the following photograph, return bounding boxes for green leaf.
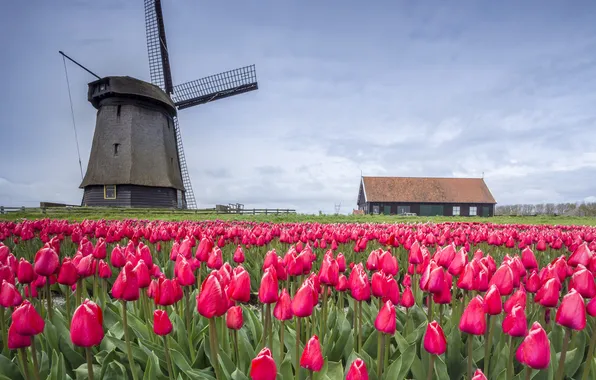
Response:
[328,315,351,362]
[98,349,119,380]
[564,330,586,378]
[433,355,450,380]
[279,358,294,380]
[0,354,23,380]
[49,350,66,380]
[231,369,249,380]
[142,354,155,380]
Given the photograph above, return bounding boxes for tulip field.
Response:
[1,219,596,379]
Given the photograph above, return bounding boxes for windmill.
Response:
[78,0,258,208]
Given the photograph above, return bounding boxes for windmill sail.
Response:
[145,0,197,209]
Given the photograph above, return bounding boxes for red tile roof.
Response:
[362,176,496,204]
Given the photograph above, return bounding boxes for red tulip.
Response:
[516,322,550,369]
[11,300,44,336]
[70,299,104,347]
[250,347,277,380]
[401,286,415,308]
[7,323,31,349]
[17,258,34,284]
[423,320,447,355]
[154,278,176,306]
[175,258,195,287]
[273,289,293,321]
[226,305,243,330]
[34,246,59,277]
[337,253,346,272]
[229,267,251,303]
[153,310,173,336]
[568,242,592,267]
[259,267,279,304]
[233,245,245,263]
[521,247,538,270]
[457,263,476,291]
[503,304,527,337]
[379,250,398,276]
[0,280,22,308]
[488,264,514,296]
[346,358,368,380]
[569,266,596,299]
[536,277,561,308]
[371,271,385,298]
[448,248,467,276]
[292,281,316,318]
[336,275,348,292]
[504,285,526,314]
[111,262,139,301]
[98,260,112,279]
[525,270,541,293]
[300,335,324,372]
[555,288,586,330]
[349,269,370,301]
[587,297,596,317]
[374,300,396,335]
[319,256,339,286]
[110,245,126,268]
[197,273,227,318]
[460,295,486,335]
[472,369,488,380]
[76,253,96,278]
[484,284,502,315]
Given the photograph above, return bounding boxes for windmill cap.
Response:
[87,76,176,116]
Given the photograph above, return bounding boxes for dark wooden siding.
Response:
[82,185,179,208]
[364,202,494,217]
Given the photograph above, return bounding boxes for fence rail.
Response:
[0,206,296,216]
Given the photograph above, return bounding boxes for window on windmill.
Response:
[453,206,461,216]
[470,206,477,216]
[99,83,107,91]
[113,143,120,156]
[104,185,116,200]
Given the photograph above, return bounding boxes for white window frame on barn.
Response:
[470,206,477,216]
[453,206,461,216]
[104,185,117,200]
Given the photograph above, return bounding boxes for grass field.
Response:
[1,208,596,225]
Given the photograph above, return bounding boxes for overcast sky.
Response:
[1,1,596,213]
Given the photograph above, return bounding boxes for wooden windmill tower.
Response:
[79,0,258,208]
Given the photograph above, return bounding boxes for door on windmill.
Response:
[104,185,117,199]
[177,190,183,209]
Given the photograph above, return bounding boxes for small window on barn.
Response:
[470,206,477,216]
[453,206,461,216]
[104,185,116,199]
[373,205,380,215]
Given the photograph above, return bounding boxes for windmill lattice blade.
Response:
[144,0,173,93]
[173,116,197,209]
[173,65,258,109]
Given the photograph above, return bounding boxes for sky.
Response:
[1,1,596,214]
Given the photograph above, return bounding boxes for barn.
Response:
[357,176,497,217]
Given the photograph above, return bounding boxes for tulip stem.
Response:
[233,329,240,365]
[86,347,94,380]
[581,325,596,380]
[321,284,328,346]
[377,333,385,377]
[295,317,301,380]
[0,306,6,352]
[267,303,273,351]
[45,281,53,320]
[184,288,195,361]
[279,321,285,362]
[358,301,363,353]
[65,288,71,327]
[19,348,30,380]
[525,369,532,380]
[427,354,435,380]
[76,278,82,308]
[427,295,433,322]
[484,315,495,375]
[162,336,175,380]
[385,331,390,371]
[507,335,515,380]
[121,301,138,380]
[468,335,474,380]
[208,318,221,380]
[93,261,98,300]
[30,336,40,380]
[555,328,571,380]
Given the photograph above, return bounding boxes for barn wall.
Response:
[364,202,495,217]
[82,185,179,208]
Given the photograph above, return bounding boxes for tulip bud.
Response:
[250,348,277,380]
[273,289,293,321]
[17,258,35,284]
[555,289,586,331]
[70,299,104,347]
[259,267,279,304]
[460,295,486,335]
[503,304,527,337]
[516,322,550,369]
[484,284,502,315]
[346,358,369,380]
[471,369,488,380]
[153,310,173,336]
[7,323,31,350]
[0,280,22,308]
[374,300,396,335]
[34,246,59,277]
[300,335,324,372]
[423,320,447,355]
[11,300,44,336]
[226,306,243,330]
[197,273,227,318]
[111,262,140,301]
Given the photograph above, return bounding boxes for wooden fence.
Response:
[0,206,296,216]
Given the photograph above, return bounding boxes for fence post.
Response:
[265,209,268,215]
[276,208,279,215]
[253,208,256,215]
[42,206,46,215]
[0,206,3,214]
